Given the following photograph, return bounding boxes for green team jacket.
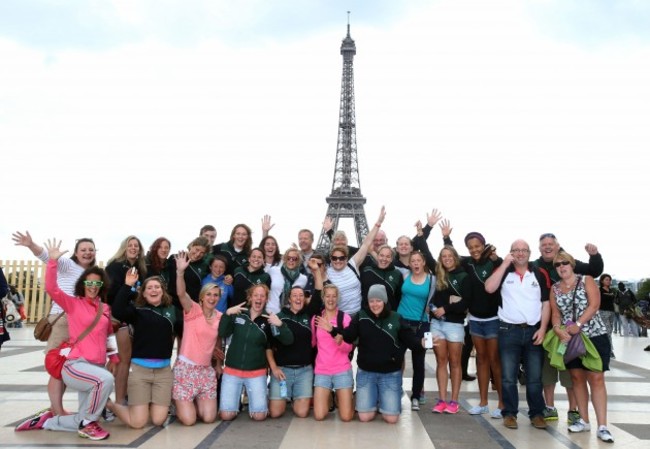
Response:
[219,311,293,371]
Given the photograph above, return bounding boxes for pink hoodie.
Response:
[311,310,353,375]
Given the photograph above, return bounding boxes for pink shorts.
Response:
[172,359,217,402]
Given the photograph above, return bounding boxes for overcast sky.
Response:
[1,0,649,280]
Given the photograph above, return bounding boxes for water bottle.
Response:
[430,305,445,322]
[279,380,288,399]
[557,342,567,356]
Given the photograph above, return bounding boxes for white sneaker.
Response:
[597,427,614,443]
[411,398,420,411]
[468,405,489,415]
[568,419,591,433]
[491,408,503,419]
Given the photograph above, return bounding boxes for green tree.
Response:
[637,279,650,303]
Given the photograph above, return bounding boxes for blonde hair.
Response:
[435,246,460,290]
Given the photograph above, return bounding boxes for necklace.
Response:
[562,275,577,290]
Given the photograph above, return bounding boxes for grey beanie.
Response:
[368,284,388,304]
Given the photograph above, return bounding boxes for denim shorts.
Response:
[469,319,499,339]
[269,365,314,400]
[430,319,465,343]
[219,372,268,413]
[314,369,354,391]
[355,368,402,415]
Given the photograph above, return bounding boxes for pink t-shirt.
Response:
[179,302,221,366]
[311,310,353,375]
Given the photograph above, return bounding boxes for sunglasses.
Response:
[553,261,571,268]
[539,233,556,241]
[83,280,104,287]
[286,256,299,262]
[330,255,347,262]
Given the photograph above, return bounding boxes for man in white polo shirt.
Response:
[485,239,551,431]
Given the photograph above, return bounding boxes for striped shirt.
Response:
[327,259,362,315]
[37,249,84,315]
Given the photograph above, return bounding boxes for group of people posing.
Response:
[8,208,616,443]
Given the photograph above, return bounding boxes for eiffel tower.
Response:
[316,16,369,251]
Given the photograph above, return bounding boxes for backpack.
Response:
[618,290,635,312]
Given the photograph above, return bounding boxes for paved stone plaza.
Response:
[1,326,648,449]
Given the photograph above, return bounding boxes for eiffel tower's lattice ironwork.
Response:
[316,18,369,251]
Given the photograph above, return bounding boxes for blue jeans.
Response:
[498,322,545,419]
[355,369,403,415]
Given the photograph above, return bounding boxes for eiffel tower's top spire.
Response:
[341,11,356,57]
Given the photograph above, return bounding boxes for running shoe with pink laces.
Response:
[432,399,447,413]
[78,421,110,440]
[15,409,53,431]
[444,400,460,414]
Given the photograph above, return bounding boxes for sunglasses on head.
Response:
[553,261,571,268]
[539,233,556,241]
[83,280,104,287]
[330,255,347,262]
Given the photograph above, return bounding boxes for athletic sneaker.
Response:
[468,405,489,415]
[597,426,615,443]
[491,408,503,419]
[411,398,420,411]
[15,410,53,431]
[444,401,460,414]
[567,410,581,425]
[543,406,558,421]
[432,399,447,414]
[78,421,110,440]
[568,419,591,433]
[419,392,427,405]
[101,407,116,422]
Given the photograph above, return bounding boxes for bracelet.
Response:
[374,223,381,228]
[552,324,560,329]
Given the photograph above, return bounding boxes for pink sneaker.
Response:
[444,401,460,414]
[432,400,447,413]
[15,409,53,431]
[78,421,110,440]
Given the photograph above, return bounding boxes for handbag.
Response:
[564,276,587,363]
[44,303,103,379]
[34,310,66,342]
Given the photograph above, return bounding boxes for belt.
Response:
[500,321,540,329]
[284,364,309,369]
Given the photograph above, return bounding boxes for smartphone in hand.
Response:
[424,332,434,349]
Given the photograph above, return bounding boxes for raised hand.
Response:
[11,231,33,247]
[414,220,424,237]
[261,215,275,233]
[266,312,282,327]
[439,219,453,239]
[426,208,442,227]
[125,267,139,287]
[322,216,334,232]
[175,251,190,272]
[308,257,322,271]
[44,238,68,260]
[376,206,386,226]
[585,243,598,256]
[226,301,248,316]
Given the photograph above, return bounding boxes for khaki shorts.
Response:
[128,363,173,406]
[542,353,573,388]
[45,314,69,352]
